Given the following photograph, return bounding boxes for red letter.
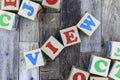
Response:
[63,29,78,44]
[4,0,16,7]
[46,42,58,54]
[73,72,86,80]
[46,0,58,5]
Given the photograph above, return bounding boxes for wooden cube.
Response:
[18,0,42,20]
[1,0,20,11]
[88,55,111,77]
[68,66,89,80]
[60,26,81,47]
[77,12,100,36]
[90,76,108,80]
[108,41,120,60]
[42,0,61,11]
[31,0,42,2]
[24,49,46,69]
[0,10,19,30]
[109,61,120,80]
[41,36,64,60]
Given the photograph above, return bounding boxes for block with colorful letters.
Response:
[90,76,108,80]
[41,36,64,60]
[42,0,61,11]
[60,26,81,47]
[1,0,20,11]
[77,12,100,36]
[18,0,42,20]
[109,61,120,80]
[108,41,120,60]
[68,66,89,80]
[0,10,19,30]
[88,55,111,77]
[24,49,46,69]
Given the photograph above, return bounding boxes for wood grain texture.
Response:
[19,42,40,80]
[80,0,102,52]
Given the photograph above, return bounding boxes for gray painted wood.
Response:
[80,0,102,52]
[19,42,39,80]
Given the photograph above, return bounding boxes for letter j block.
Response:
[24,49,46,69]
[77,12,100,36]
[68,66,89,80]
[88,55,111,77]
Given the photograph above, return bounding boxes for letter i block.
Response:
[88,55,111,77]
[109,61,120,80]
[68,66,89,80]
[76,12,100,36]
[42,0,61,11]
[41,36,64,60]
[90,76,108,80]
[1,0,20,11]
[108,41,120,60]
[18,0,42,20]
[24,49,46,69]
[0,10,19,30]
[60,26,81,47]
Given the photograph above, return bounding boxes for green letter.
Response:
[115,64,120,78]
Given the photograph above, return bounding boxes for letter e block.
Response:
[68,66,89,80]
[77,12,100,36]
[60,26,81,47]
[24,49,46,69]
[90,76,108,80]
[88,55,111,77]
[41,36,64,60]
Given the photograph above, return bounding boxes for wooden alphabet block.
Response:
[1,0,20,11]
[18,0,42,20]
[108,41,120,60]
[41,36,64,60]
[60,26,81,47]
[24,49,46,69]
[0,10,19,30]
[109,61,120,80]
[88,55,111,77]
[77,12,100,36]
[68,66,89,80]
[42,0,61,11]
[90,76,108,80]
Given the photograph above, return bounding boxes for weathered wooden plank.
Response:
[19,42,39,80]
[80,0,102,52]
[20,18,40,42]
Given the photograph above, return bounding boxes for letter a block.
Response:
[108,41,120,60]
[18,0,42,20]
[60,26,81,47]
[68,66,89,80]
[109,61,120,80]
[1,0,20,11]
[0,10,19,30]
[90,76,108,80]
[24,49,46,69]
[42,0,61,11]
[77,12,100,36]
[41,36,64,60]
[88,55,111,77]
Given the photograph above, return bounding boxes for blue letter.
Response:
[22,2,34,16]
[80,15,96,31]
[25,51,40,65]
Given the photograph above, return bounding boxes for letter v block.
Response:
[68,66,89,80]
[60,26,81,47]
[18,0,42,20]
[1,0,20,11]
[90,76,108,80]
[24,49,46,69]
[108,41,120,60]
[0,10,19,30]
[88,55,111,77]
[41,36,64,60]
[109,61,120,80]
[77,12,100,36]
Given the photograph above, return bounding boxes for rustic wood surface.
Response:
[0,0,119,80]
